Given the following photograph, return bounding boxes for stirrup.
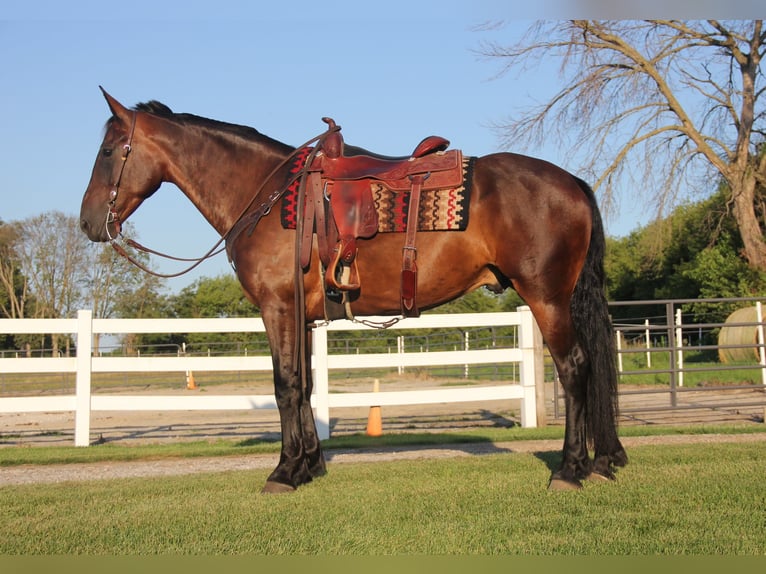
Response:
[325,251,361,291]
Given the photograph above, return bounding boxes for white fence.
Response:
[0,309,543,446]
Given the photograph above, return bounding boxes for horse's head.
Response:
[79,88,164,242]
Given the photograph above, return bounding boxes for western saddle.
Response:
[300,118,464,318]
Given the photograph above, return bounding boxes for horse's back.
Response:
[472,152,591,213]
[468,152,593,251]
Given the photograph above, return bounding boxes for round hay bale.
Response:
[718,306,762,363]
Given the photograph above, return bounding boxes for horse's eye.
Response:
[102,148,113,158]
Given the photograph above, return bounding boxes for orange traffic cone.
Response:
[186,371,197,390]
[366,379,382,437]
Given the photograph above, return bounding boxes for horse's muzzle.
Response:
[80,217,109,243]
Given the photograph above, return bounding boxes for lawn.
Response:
[1,427,764,554]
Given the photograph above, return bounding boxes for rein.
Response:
[107,120,340,279]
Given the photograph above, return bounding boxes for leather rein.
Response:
[106,113,339,279]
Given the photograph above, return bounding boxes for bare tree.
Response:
[481,20,766,268]
[13,212,87,322]
[0,220,29,319]
[6,213,167,354]
[80,222,163,319]
[9,212,90,354]
[79,223,167,352]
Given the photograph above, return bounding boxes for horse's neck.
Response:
[163,128,292,236]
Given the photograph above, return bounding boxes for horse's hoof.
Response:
[548,477,582,491]
[612,448,629,468]
[310,465,328,479]
[261,481,296,494]
[586,471,613,483]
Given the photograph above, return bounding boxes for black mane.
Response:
[130,99,271,142]
[103,98,291,151]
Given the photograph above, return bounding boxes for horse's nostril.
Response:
[80,219,90,234]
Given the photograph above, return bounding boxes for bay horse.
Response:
[80,89,627,492]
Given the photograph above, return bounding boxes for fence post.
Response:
[463,331,469,379]
[74,309,93,447]
[676,308,684,388]
[756,301,766,387]
[645,319,652,368]
[517,306,539,428]
[311,323,331,440]
[666,302,678,407]
[616,330,623,375]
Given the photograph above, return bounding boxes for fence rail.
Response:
[5,297,766,445]
[0,309,542,446]
[587,297,766,421]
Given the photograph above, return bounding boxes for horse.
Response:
[80,89,627,493]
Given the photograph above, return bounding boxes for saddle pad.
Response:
[278,146,314,231]
[281,155,475,233]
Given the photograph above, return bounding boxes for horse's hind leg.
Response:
[538,315,625,489]
[550,340,593,489]
[511,287,593,489]
[523,299,626,489]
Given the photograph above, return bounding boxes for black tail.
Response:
[570,178,622,456]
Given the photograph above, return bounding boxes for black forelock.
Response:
[104,100,174,132]
[132,100,174,116]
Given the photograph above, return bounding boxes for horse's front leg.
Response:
[262,326,326,494]
[299,329,327,479]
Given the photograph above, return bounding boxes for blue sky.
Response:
[1,1,760,290]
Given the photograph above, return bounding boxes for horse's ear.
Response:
[99,86,131,124]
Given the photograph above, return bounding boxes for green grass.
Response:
[1,439,764,554]
[0,436,280,466]
[619,348,764,386]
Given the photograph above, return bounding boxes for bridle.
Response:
[103,109,230,277]
[105,111,137,241]
[103,112,340,279]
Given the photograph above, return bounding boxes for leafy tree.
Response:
[482,20,766,269]
[605,187,766,327]
[430,288,503,314]
[497,288,526,312]
[172,274,257,318]
[681,239,764,300]
[154,274,262,353]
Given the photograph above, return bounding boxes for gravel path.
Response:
[2,382,764,486]
[3,433,765,487]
